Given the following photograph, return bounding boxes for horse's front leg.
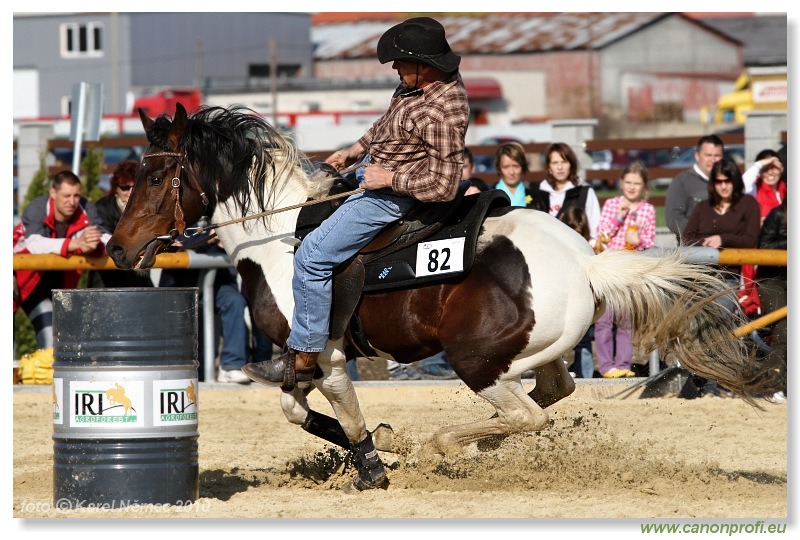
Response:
[278,386,351,449]
[313,339,389,491]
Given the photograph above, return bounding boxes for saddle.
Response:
[294,163,511,355]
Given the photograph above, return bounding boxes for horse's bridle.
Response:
[141,149,209,239]
[139,147,366,248]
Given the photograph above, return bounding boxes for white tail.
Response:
[584,250,771,403]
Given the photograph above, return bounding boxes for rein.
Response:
[196,159,367,234]
[196,186,365,236]
[142,148,366,243]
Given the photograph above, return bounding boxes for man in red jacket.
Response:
[13,170,110,348]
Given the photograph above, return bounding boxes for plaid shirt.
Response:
[357,72,469,202]
[597,196,657,251]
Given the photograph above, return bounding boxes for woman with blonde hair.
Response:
[493,141,536,207]
[594,160,656,378]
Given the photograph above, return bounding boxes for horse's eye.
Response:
[150,176,164,186]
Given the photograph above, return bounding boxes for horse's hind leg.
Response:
[529,357,576,408]
[429,380,548,455]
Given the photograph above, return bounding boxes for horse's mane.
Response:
[148,105,333,227]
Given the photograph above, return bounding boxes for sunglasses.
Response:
[713,179,732,185]
[117,184,134,191]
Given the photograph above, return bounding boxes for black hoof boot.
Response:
[346,432,389,492]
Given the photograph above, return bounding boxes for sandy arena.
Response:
[12,368,787,522]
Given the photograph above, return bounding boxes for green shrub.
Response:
[14,309,37,359]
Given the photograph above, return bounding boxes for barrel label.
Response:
[153,379,199,426]
[52,378,64,425]
[69,381,145,428]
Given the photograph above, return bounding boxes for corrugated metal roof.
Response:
[312,12,671,60]
[699,14,787,66]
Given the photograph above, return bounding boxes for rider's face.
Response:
[392,60,423,88]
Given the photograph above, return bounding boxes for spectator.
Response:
[88,159,154,288]
[737,149,785,318]
[682,158,760,261]
[682,158,760,397]
[558,206,595,379]
[13,170,110,349]
[492,142,535,207]
[466,177,489,194]
[386,360,422,380]
[159,222,251,384]
[741,149,786,224]
[417,352,458,380]
[756,198,787,401]
[462,147,489,195]
[462,147,476,181]
[594,161,656,378]
[528,142,602,246]
[664,134,724,242]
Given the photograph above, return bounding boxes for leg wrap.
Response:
[349,432,389,490]
[301,410,351,450]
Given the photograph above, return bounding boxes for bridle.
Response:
[140,148,209,240]
[139,146,366,247]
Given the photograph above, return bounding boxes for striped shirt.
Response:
[596,196,657,251]
[357,73,469,202]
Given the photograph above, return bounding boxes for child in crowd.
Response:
[594,161,656,378]
[558,207,595,378]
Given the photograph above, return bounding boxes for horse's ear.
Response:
[138,107,154,131]
[167,103,188,151]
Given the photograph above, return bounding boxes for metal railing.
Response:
[14,247,787,381]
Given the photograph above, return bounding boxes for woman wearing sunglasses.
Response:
[683,158,760,251]
[681,158,760,397]
[89,159,153,288]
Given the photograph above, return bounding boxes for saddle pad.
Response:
[362,190,510,292]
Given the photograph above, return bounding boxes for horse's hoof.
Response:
[371,423,394,452]
[341,477,389,494]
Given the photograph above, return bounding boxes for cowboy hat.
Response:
[377,17,460,73]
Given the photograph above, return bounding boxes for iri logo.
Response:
[70,381,144,427]
[52,378,63,424]
[154,379,199,426]
[378,266,392,280]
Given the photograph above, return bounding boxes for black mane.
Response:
[148,105,295,223]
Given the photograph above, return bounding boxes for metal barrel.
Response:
[52,288,200,507]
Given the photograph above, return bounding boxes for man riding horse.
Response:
[243,17,469,390]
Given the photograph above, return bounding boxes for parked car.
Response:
[650,144,746,188]
[587,147,678,190]
[663,144,745,170]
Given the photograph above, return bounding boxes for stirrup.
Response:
[241,350,317,391]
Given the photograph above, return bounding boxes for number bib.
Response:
[415,237,466,277]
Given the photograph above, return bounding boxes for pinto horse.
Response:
[107,104,769,490]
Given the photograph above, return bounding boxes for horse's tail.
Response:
[583,250,777,404]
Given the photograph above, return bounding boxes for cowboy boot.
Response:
[242,348,320,392]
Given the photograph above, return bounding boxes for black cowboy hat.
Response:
[377,17,460,73]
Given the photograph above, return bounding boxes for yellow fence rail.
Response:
[14,246,787,380]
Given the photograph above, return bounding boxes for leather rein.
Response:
[140,148,364,246]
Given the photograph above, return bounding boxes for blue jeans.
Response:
[287,189,417,352]
[419,351,449,369]
[250,322,274,362]
[216,282,249,370]
[573,325,594,378]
